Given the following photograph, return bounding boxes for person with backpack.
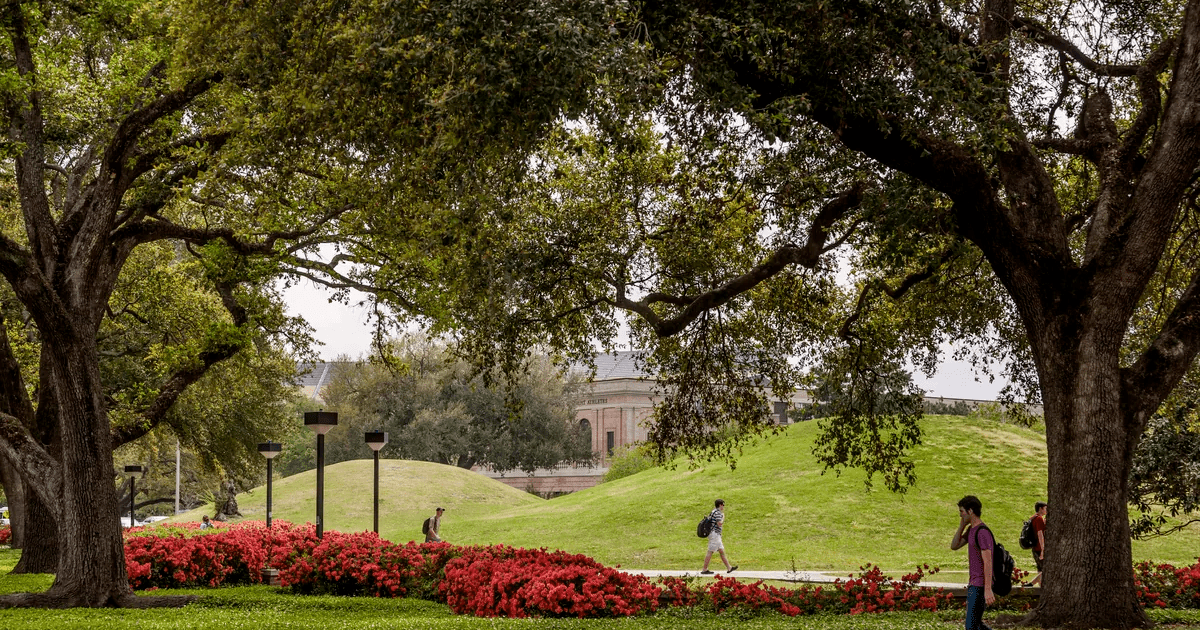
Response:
[699,499,737,575]
[423,507,444,542]
[951,495,996,630]
[1028,501,1047,586]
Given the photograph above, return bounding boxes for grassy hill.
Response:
[174,416,1200,575]
[172,459,542,544]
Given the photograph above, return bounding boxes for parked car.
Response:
[0,506,9,526]
[142,515,169,524]
[119,516,144,528]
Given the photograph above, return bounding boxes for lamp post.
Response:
[304,411,338,538]
[364,431,389,534]
[257,441,283,586]
[123,465,144,529]
[257,441,282,528]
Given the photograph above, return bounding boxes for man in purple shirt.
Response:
[950,495,994,630]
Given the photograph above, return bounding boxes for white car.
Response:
[142,515,170,524]
[1,506,8,526]
[119,516,144,528]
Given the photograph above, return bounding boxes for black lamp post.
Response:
[304,411,338,538]
[364,431,389,534]
[123,465,144,528]
[257,441,282,528]
[257,440,283,586]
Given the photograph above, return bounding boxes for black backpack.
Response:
[422,517,431,536]
[1018,518,1037,550]
[696,514,714,538]
[974,525,1014,596]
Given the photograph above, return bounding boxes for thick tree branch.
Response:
[1098,0,1200,310]
[1122,267,1200,432]
[102,72,223,189]
[0,313,36,427]
[613,183,867,338]
[6,4,57,273]
[1013,16,1141,77]
[0,412,62,523]
[111,281,248,448]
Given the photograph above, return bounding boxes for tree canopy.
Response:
[381,0,1200,626]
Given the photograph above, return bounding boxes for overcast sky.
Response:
[283,279,1009,400]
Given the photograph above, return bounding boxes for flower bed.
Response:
[119,523,1200,618]
[0,525,10,546]
[1135,559,1200,609]
[440,546,663,617]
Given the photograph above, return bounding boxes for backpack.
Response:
[974,525,1014,596]
[1019,518,1037,550]
[696,514,713,538]
[422,517,431,536]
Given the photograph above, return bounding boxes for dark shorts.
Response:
[1032,550,1043,571]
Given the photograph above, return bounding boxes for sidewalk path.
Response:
[616,568,967,590]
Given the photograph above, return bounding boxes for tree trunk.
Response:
[12,342,132,606]
[0,453,25,549]
[11,491,56,574]
[1026,336,1149,628]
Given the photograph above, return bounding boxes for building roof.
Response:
[580,351,654,381]
[296,362,338,400]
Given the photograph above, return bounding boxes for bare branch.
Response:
[838,246,959,340]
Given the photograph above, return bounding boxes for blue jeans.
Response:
[965,586,992,630]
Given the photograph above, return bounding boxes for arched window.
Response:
[579,418,592,450]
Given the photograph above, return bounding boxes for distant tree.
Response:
[315,336,593,474]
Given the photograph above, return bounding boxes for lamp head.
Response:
[364,431,389,452]
[303,410,338,435]
[258,441,283,459]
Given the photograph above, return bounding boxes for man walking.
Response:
[700,499,737,575]
[1029,501,1047,586]
[951,495,994,630]
[423,507,445,542]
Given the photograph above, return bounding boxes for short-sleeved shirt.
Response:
[1031,514,1046,553]
[709,509,724,536]
[967,524,994,588]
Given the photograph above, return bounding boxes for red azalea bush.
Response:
[0,525,10,545]
[120,522,1199,618]
[694,564,955,617]
[1135,559,1200,609]
[279,532,458,599]
[125,520,315,589]
[440,546,663,618]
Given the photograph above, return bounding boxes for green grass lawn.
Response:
[1,547,1199,629]
[172,459,542,544]
[171,415,1200,576]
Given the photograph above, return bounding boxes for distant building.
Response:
[296,362,338,402]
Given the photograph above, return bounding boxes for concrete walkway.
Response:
[617,569,1043,599]
[617,568,965,589]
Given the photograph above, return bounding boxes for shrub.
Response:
[602,443,657,483]
[440,546,663,617]
[1135,559,1200,609]
[0,526,10,546]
